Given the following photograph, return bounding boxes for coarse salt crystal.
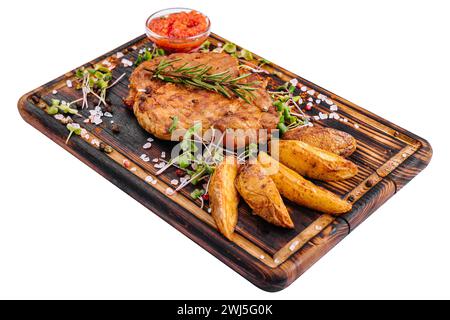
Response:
[313,115,320,121]
[116,52,124,59]
[104,112,113,118]
[354,123,360,129]
[307,102,313,107]
[66,80,73,88]
[143,142,152,149]
[166,187,175,196]
[161,152,166,158]
[52,90,58,95]
[140,154,148,160]
[260,255,265,260]
[145,176,153,183]
[130,167,137,172]
[154,163,164,169]
[83,118,90,123]
[325,99,333,105]
[152,158,159,163]
[131,45,138,50]
[300,86,307,92]
[147,137,154,142]
[121,58,133,67]
[84,134,90,140]
[319,112,328,120]
[91,139,100,146]
[137,88,147,93]
[315,225,323,231]
[207,208,212,213]
[343,118,348,122]
[317,94,325,100]
[170,179,179,186]
[274,258,280,264]
[151,179,157,185]
[329,112,340,120]
[93,117,103,125]
[308,97,313,102]
[316,99,321,104]
[289,78,298,86]
[307,89,315,95]
[330,104,338,111]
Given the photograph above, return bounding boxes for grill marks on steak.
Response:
[126,52,278,141]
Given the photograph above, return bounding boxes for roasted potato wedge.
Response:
[258,152,352,214]
[208,156,239,240]
[273,140,358,181]
[282,126,357,158]
[235,162,294,228]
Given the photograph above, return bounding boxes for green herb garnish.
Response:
[169,116,179,134]
[239,49,253,61]
[200,40,211,53]
[223,42,237,54]
[146,59,259,103]
[135,47,166,66]
[66,123,82,144]
[191,189,205,200]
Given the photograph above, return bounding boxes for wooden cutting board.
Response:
[18,33,432,291]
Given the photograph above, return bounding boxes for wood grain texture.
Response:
[18,33,432,291]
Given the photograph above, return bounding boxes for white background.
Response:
[1,0,449,299]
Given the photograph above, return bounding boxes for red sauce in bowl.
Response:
[149,11,208,38]
[146,9,210,53]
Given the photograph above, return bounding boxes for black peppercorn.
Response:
[111,123,121,134]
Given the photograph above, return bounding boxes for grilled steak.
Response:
[125,52,279,142]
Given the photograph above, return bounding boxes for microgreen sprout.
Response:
[168,116,179,134]
[239,49,253,61]
[223,42,237,54]
[270,82,310,134]
[135,46,166,66]
[65,123,82,144]
[190,189,205,200]
[72,65,125,109]
[200,40,211,53]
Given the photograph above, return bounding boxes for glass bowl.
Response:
[145,8,211,53]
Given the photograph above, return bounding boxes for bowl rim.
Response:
[145,7,211,42]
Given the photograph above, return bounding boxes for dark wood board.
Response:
[18,33,432,291]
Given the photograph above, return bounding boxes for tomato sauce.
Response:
[149,11,209,39]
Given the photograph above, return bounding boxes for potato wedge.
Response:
[282,126,357,158]
[258,152,351,214]
[273,140,358,181]
[208,156,239,240]
[235,162,294,228]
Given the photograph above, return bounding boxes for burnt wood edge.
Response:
[18,97,352,292]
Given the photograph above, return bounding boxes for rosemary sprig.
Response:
[145,59,260,103]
